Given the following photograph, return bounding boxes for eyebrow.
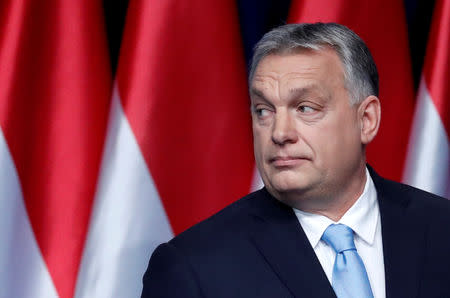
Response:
[288,87,311,100]
[250,85,327,104]
[249,89,274,112]
[249,88,267,101]
[288,83,323,96]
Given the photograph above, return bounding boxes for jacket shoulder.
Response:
[375,173,450,220]
[168,189,264,252]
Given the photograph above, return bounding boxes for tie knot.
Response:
[321,224,356,253]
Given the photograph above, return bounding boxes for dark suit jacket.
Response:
[141,168,450,297]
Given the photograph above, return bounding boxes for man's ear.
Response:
[358,95,381,145]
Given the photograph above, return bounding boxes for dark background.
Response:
[103,0,436,91]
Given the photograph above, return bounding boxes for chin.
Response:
[270,177,313,196]
[265,169,321,197]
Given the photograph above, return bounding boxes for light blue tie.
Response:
[321,224,374,298]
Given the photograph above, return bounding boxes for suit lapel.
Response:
[372,169,427,298]
[248,189,336,298]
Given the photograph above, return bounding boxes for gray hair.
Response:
[249,23,379,104]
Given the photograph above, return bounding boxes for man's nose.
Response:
[271,111,298,145]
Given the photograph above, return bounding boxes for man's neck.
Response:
[285,165,368,222]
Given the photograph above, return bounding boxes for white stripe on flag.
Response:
[0,128,58,298]
[75,84,174,298]
[403,78,450,198]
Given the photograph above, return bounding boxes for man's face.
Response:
[250,49,366,205]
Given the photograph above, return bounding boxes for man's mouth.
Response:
[269,156,308,167]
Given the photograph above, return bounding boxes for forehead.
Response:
[251,49,345,91]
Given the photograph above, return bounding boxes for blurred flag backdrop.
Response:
[0,0,111,297]
[0,0,448,297]
[403,0,449,198]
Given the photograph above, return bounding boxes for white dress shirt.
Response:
[293,168,385,298]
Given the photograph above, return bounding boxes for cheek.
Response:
[324,121,361,165]
[309,116,360,164]
[252,127,266,163]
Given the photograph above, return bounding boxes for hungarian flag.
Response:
[403,0,449,198]
[75,0,254,297]
[0,1,111,298]
[288,0,415,182]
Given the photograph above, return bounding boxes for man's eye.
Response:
[255,108,271,118]
[298,105,315,113]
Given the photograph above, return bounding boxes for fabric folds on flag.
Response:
[288,0,415,182]
[403,0,450,198]
[0,1,111,297]
[76,0,254,297]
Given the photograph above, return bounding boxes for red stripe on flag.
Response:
[423,0,450,137]
[117,0,254,234]
[288,0,415,181]
[0,1,111,297]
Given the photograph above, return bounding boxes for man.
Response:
[141,23,450,298]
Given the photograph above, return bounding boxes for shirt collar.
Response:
[293,168,379,248]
